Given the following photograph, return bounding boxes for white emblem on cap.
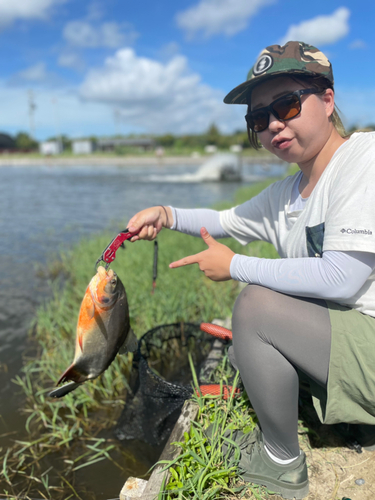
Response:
[253,54,273,76]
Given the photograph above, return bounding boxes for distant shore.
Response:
[0,152,284,167]
[0,155,203,167]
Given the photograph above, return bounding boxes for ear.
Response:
[322,88,335,118]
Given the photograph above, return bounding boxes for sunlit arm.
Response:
[230,250,375,300]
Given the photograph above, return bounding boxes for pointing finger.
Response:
[169,254,200,269]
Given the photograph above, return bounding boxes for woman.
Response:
[127,41,375,499]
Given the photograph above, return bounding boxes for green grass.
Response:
[1,231,247,497]
[157,352,276,500]
[0,170,296,498]
[158,170,299,500]
[0,231,249,498]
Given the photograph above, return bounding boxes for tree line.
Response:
[10,124,250,151]
[5,122,375,152]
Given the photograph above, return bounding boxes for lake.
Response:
[0,160,285,498]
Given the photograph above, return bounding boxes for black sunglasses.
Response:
[245,88,322,133]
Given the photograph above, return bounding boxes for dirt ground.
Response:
[238,391,375,500]
[299,427,375,500]
[241,436,375,500]
[296,389,375,500]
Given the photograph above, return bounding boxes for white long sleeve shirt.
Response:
[170,132,375,316]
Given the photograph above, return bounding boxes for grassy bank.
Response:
[0,149,279,168]
[0,177,281,499]
[158,355,267,500]
[0,147,273,160]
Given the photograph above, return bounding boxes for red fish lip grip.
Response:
[95,228,140,270]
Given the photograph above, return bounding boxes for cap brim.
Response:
[223,72,287,104]
[223,79,254,105]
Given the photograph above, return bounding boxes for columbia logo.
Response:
[341,228,373,235]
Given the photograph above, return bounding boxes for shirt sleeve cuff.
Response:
[168,206,177,230]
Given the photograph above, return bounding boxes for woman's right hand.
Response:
[127,206,173,241]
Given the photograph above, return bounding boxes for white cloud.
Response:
[63,20,139,48]
[0,81,372,141]
[79,48,241,134]
[176,0,276,39]
[58,52,85,71]
[279,7,350,47]
[18,62,48,82]
[349,39,367,50]
[9,62,64,87]
[0,0,63,29]
[87,1,103,21]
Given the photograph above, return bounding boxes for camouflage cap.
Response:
[224,41,333,105]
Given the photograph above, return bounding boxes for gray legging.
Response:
[230,284,331,460]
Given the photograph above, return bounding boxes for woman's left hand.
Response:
[169,227,235,281]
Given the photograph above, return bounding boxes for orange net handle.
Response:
[200,322,232,341]
[197,384,240,400]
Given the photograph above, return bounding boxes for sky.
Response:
[1,0,374,140]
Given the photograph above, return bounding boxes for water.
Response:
[0,161,285,498]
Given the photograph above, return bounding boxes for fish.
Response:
[49,266,138,398]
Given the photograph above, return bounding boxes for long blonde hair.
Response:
[246,75,346,150]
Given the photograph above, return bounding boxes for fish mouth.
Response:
[97,266,107,278]
[97,266,115,279]
[91,267,118,308]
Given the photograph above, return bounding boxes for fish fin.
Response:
[78,331,83,352]
[119,328,138,354]
[49,382,81,398]
[87,291,96,319]
[57,363,83,385]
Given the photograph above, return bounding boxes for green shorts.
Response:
[309,301,375,425]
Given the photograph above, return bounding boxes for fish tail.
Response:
[57,363,85,385]
[49,381,81,398]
